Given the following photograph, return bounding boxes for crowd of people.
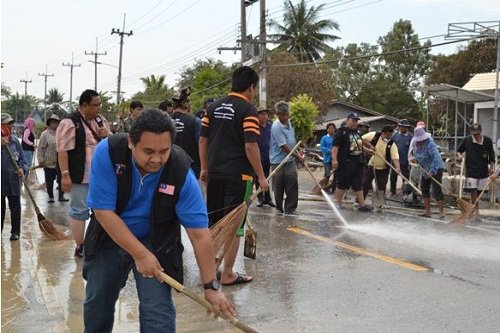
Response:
[1,64,499,331]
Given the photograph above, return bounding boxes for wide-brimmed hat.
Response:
[413,127,431,142]
[1,113,14,124]
[398,119,411,127]
[46,114,61,126]
[357,121,370,128]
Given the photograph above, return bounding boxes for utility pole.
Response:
[446,21,500,151]
[20,73,32,122]
[85,37,107,91]
[62,52,81,112]
[259,0,267,108]
[38,65,54,122]
[111,13,133,105]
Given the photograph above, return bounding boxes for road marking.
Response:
[287,226,430,272]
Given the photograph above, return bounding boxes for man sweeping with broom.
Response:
[83,110,236,332]
[200,66,269,286]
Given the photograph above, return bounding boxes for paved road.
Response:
[2,170,500,332]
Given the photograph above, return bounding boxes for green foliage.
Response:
[1,83,11,99]
[35,123,45,137]
[425,39,497,87]
[131,74,174,108]
[46,88,64,104]
[289,94,319,142]
[269,0,340,62]
[176,59,233,111]
[1,92,39,123]
[268,51,335,114]
[98,91,116,122]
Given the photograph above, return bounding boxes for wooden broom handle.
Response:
[372,150,422,195]
[250,140,303,202]
[157,271,259,333]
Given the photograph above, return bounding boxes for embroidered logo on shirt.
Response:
[158,183,175,195]
[115,163,127,175]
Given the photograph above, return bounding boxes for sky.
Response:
[1,0,499,104]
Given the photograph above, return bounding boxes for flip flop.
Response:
[419,213,432,218]
[221,273,253,286]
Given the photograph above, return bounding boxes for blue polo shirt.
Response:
[270,119,296,164]
[87,139,207,238]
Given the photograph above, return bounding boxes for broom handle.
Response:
[417,164,459,198]
[303,161,322,189]
[250,140,303,202]
[4,144,43,215]
[459,154,465,199]
[157,271,259,333]
[473,166,500,205]
[372,150,422,195]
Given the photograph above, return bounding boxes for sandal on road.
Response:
[419,213,432,218]
[221,273,253,286]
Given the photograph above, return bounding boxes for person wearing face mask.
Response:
[362,125,401,200]
[390,119,413,196]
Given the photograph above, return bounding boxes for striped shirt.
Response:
[200,93,259,178]
[56,113,110,184]
[37,128,58,168]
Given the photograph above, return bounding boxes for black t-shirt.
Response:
[333,128,364,166]
[457,136,495,178]
[200,94,259,178]
[172,111,200,177]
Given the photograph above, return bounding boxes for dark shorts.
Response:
[206,175,250,228]
[336,159,364,192]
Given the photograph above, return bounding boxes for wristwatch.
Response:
[203,279,220,291]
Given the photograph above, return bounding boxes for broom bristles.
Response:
[209,203,248,261]
[37,213,70,240]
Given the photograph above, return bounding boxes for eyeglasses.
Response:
[89,103,101,107]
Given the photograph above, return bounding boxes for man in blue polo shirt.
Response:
[270,100,301,215]
[84,110,234,333]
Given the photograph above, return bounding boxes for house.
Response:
[314,100,399,142]
[462,72,499,144]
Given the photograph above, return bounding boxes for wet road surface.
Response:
[2,169,500,332]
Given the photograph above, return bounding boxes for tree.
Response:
[326,43,378,105]
[177,59,234,111]
[426,39,497,87]
[1,92,38,122]
[289,94,319,143]
[131,74,174,108]
[1,83,11,100]
[269,0,340,62]
[267,50,336,114]
[46,88,64,104]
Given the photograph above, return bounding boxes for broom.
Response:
[417,164,474,213]
[210,140,303,262]
[157,270,258,333]
[372,150,422,196]
[452,167,499,224]
[311,170,333,195]
[5,145,69,240]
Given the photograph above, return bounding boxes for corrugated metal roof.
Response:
[315,116,387,131]
[463,72,499,91]
[417,84,494,103]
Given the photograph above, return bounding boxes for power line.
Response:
[38,65,54,122]
[85,37,107,91]
[111,14,133,104]
[62,52,81,111]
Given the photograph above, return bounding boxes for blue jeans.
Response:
[83,237,176,333]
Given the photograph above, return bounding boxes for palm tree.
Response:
[140,75,168,92]
[132,74,173,108]
[46,88,64,104]
[270,0,340,62]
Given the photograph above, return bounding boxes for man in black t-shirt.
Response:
[200,66,268,286]
[332,113,374,211]
[457,123,496,214]
[171,87,201,178]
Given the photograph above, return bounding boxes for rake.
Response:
[210,141,302,262]
[5,145,69,240]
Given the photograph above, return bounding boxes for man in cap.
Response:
[332,113,374,211]
[256,107,275,207]
[390,119,413,196]
[1,113,29,241]
[357,121,371,136]
[457,123,496,216]
[38,114,68,203]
